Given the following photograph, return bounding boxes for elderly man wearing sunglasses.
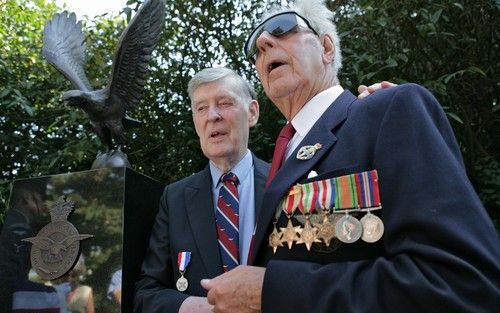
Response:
[200,1,500,313]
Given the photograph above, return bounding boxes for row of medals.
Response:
[269,207,384,252]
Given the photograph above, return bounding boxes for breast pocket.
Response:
[300,164,361,184]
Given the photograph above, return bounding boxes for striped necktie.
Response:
[216,172,240,271]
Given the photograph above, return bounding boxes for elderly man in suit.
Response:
[200,1,500,313]
[134,67,269,313]
[134,64,391,313]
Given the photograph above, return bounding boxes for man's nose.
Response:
[207,105,222,121]
[255,31,276,56]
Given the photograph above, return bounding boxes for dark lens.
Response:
[265,13,298,37]
[244,12,300,62]
[245,26,264,61]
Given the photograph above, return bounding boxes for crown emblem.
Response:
[49,196,75,221]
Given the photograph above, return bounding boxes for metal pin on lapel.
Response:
[296,143,322,160]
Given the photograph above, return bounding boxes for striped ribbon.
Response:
[354,170,381,207]
[281,184,301,215]
[298,181,318,214]
[280,170,380,213]
[177,251,191,272]
[316,178,335,210]
[334,174,358,209]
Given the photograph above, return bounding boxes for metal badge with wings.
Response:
[42,0,165,168]
[22,196,93,281]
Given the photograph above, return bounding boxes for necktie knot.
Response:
[265,123,296,187]
[221,172,239,186]
[279,122,295,140]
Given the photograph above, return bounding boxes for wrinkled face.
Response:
[254,25,326,118]
[191,77,259,167]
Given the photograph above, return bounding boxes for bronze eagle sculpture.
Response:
[42,0,165,168]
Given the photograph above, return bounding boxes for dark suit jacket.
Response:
[134,154,269,313]
[252,84,500,313]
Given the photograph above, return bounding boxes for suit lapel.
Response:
[253,154,270,220]
[251,90,357,263]
[185,166,222,278]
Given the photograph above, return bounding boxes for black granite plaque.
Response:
[0,167,163,313]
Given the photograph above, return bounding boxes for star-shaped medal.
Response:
[268,225,284,253]
[312,212,336,247]
[296,218,320,251]
[280,219,302,249]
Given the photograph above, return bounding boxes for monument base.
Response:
[0,167,163,313]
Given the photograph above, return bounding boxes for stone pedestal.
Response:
[0,167,164,313]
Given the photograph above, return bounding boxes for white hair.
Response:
[187,67,256,106]
[262,0,342,80]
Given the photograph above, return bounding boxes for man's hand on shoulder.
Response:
[358,81,397,99]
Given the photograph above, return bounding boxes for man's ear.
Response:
[321,34,335,64]
[248,100,260,127]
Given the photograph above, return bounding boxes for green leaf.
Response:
[430,9,443,24]
[446,112,463,124]
[443,73,456,84]
[385,57,398,67]
[466,66,486,77]
[0,89,10,98]
[20,102,35,116]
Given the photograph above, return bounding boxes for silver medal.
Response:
[360,213,384,243]
[335,214,362,243]
[176,276,188,292]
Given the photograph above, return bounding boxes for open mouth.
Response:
[210,131,227,139]
[268,61,286,73]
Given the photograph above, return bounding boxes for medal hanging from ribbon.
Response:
[296,181,320,250]
[268,169,384,252]
[355,170,384,242]
[176,251,191,292]
[334,174,362,243]
[279,184,302,250]
[313,178,337,246]
[269,198,285,253]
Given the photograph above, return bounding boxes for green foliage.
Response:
[0,0,498,229]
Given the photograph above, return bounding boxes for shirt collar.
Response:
[209,149,253,187]
[291,85,344,136]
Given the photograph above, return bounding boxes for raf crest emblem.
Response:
[22,196,93,280]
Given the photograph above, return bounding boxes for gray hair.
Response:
[187,67,257,105]
[262,0,342,80]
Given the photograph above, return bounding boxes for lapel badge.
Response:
[297,143,322,160]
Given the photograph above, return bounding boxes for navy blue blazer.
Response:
[252,84,500,313]
[134,154,269,313]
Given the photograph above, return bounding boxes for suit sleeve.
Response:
[134,185,189,313]
[261,84,500,313]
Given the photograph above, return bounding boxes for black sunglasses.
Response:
[244,12,318,64]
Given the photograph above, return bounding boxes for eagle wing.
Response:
[60,234,94,247]
[22,236,55,250]
[42,11,92,92]
[108,0,165,110]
